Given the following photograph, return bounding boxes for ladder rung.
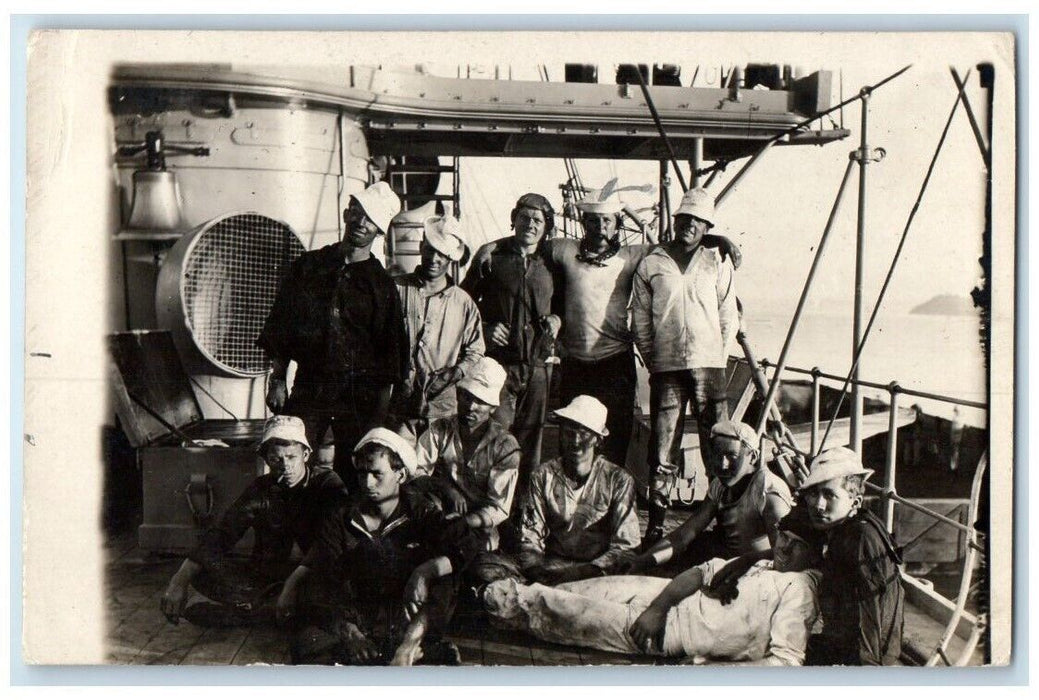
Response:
[399,193,458,201]
[390,166,457,174]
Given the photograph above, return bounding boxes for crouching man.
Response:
[412,357,522,585]
[276,428,479,666]
[484,509,823,666]
[516,396,642,585]
[799,447,905,666]
[160,416,347,627]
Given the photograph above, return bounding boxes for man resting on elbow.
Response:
[483,508,824,666]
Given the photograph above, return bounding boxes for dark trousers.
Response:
[646,368,729,530]
[286,382,379,487]
[494,363,549,501]
[558,350,637,469]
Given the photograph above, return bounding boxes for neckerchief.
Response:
[575,236,621,266]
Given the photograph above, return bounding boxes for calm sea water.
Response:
[739,311,987,427]
[631,311,986,428]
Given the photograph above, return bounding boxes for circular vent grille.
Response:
[157,212,305,377]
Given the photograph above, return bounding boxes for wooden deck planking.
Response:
[232,624,292,666]
[107,590,173,664]
[135,618,209,665]
[179,625,252,665]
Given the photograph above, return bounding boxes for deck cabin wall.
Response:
[112,103,373,420]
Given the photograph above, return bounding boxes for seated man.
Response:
[160,415,347,626]
[625,420,792,575]
[516,395,642,585]
[800,447,905,666]
[276,428,479,666]
[483,509,824,666]
[413,357,521,574]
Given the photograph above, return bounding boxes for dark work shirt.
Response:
[189,469,348,582]
[817,510,905,666]
[302,483,480,615]
[257,245,408,405]
[461,237,556,366]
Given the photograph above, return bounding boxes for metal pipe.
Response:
[633,67,688,192]
[818,73,968,453]
[756,359,987,408]
[754,159,856,438]
[811,368,821,455]
[951,68,990,169]
[884,384,900,530]
[690,137,704,188]
[864,482,980,536]
[714,140,775,206]
[851,89,871,456]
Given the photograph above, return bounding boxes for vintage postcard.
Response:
[21,28,1015,669]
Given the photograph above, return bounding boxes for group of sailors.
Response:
[160,180,905,667]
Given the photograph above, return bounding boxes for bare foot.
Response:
[389,642,424,666]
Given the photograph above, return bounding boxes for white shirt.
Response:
[632,245,738,373]
[668,559,820,665]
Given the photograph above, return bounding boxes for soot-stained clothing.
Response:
[393,273,485,422]
[485,561,820,665]
[188,469,347,601]
[257,246,408,413]
[704,468,794,558]
[302,483,481,628]
[812,510,905,666]
[518,455,641,573]
[461,237,556,368]
[415,417,521,547]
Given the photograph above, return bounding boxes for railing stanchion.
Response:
[884,382,900,531]
[811,367,821,456]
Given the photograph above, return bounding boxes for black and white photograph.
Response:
[20,28,1016,670]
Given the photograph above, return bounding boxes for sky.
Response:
[441,52,996,319]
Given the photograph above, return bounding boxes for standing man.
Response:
[392,215,484,437]
[632,188,739,545]
[548,182,743,468]
[259,181,409,483]
[461,193,561,493]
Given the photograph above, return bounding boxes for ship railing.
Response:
[748,357,988,666]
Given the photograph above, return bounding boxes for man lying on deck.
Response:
[275,428,480,666]
[483,509,823,666]
[159,416,346,627]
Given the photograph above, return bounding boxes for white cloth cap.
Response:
[709,419,759,451]
[799,446,874,491]
[354,427,418,475]
[457,356,507,407]
[423,215,470,263]
[576,179,625,215]
[259,415,311,452]
[673,187,715,226]
[553,395,610,437]
[351,181,402,235]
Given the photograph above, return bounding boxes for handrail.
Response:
[753,358,987,410]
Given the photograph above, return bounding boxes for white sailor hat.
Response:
[423,215,471,264]
[353,427,418,475]
[349,181,402,235]
[259,415,311,452]
[457,357,507,407]
[799,446,874,491]
[709,419,759,451]
[576,179,625,215]
[553,395,610,437]
[673,187,715,227]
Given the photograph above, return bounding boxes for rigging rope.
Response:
[817,69,971,454]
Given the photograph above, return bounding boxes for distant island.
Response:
[911,294,979,316]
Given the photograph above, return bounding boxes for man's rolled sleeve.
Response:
[482,438,522,526]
